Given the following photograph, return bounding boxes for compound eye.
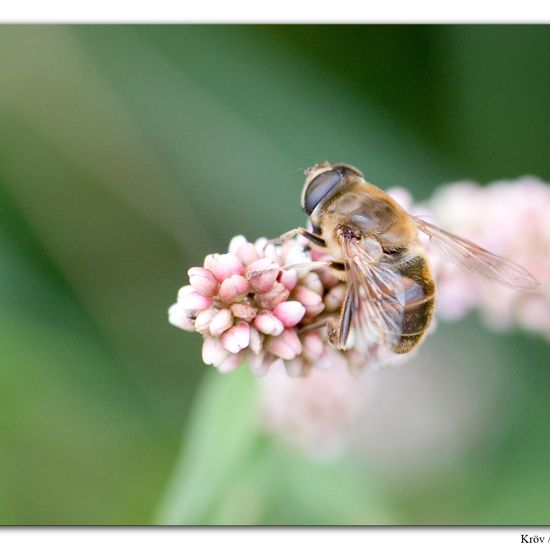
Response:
[333,163,364,178]
[302,169,343,215]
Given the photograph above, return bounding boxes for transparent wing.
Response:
[340,236,407,364]
[415,217,540,291]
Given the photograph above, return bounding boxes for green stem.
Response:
[154,366,260,525]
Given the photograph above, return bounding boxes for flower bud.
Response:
[219,274,250,302]
[178,289,212,312]
[168,303,195,331]
[309,247,327,261]
[230,302,257,322]
[266,328,302,360]
[273,301,306,328]
[228,235,248,255]
[279,269,298,291]
[205,253,244,282]
[255,282,290,309]
[188,267,218,297]
[261,242,279,262]
[177,285,194,301]
[248,327,263,355]
[217,353,241,373]
[221,322,251,353]
[318,268,340,289]
[194,308,216,333]
[246,258,280,293]
[203,254,217,272]
[302,272,324,295]
[254,237,268,253]
[202,336,228,366]
[284,246,308,267]
[306,303,326,318]
[324,284,346,312]
[235,242,261,265]
[294,284,322,307]
[254,312,285,336]
[209,308,233,336]
[302,331,325,361]
[293,285,324,317]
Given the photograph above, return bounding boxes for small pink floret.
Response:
[203,254,217,272]
[194,308,216,333]
[235,242,261,265]
[228,235,248,255]
[302,332,325,361]
[254,312,285,336]
[255,282,290,309]
[177,285,194,301]
[179,290,212,312]
[293,285,322,307]
[168,303,195,331]
[273,301,306,328]
[279,269,298,290]
[217,353,242,373]
[207,253,244,282]
[324,285,346,312]
[209,308,233,336]
[318,268,340,289]
[248,327,263,355]
[266,329,303,361]
[246,258,280,293]
[202,336,228,367]
[221,322,251,353]
[293,285,324,316]
[188,267,218,296]
[302,273,324,295]
[219,274,249,302]
[230,302,257,322]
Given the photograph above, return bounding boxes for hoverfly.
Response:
[279,162,540,363]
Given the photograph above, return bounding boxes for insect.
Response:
[279,161,540,364]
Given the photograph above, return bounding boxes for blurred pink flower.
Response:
[425,177,550,337]
[259,361,371,458]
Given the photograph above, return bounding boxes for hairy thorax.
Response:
[318,182,418,261]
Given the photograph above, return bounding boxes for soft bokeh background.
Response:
[0,25,549,525]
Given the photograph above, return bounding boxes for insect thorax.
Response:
[318,186,407,258]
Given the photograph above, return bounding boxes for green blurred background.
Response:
[0,25,549,525]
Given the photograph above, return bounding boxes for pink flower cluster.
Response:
[169,235,365,376]
[259,360,371,458]
[426,177,550,338]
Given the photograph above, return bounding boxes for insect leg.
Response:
[268,227,327,249]
[327,287,352,350]
[296,319,328,334]
[281,259,345,272]
[248,258,337,280]
[281,260,332,271]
